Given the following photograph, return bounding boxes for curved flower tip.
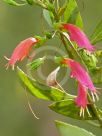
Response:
[62,58,97,93]
[75,83,91,117]
[62,23,95,52]
[5,37,38,70]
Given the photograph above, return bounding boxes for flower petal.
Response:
[63,23,95,52]
[63,58,96,93]
[6,37,38,69]
[75,83,88,109]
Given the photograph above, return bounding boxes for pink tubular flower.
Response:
[5,37,38,70]
[62,23,95,52]
[63,58,96,92]
[62,58,98,101]
[75,83,88,108]
[75,83,88,113]
[75,83,88,117]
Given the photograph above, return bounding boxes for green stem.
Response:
[61,32,88,69]
[60,33,74,58]
[88,93,102,127]
[56,0,59,9]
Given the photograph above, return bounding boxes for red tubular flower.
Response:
[62,58,98,101]
[75,83,88,108]
[5,37,38,70]
[75,83,88,117]
[62,23,95,52]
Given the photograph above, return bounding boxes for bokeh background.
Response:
[0,0,102,136]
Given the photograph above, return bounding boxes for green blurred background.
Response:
[0,0,102,136]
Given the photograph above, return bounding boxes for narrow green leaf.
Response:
[55,120,95,136]
[17,67,74,101]
[43,9,53,26]
[91,20,102,44]
[3,0,26,6]
[49,99,97,120]
[90,67,102,84]
[57,4,67,17]
[64,0,83,29]
[27,57,46,70]
[26,0,34,5]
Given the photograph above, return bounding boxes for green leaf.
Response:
[95,50,102,58]
[91,20,102,44]
[49,99,97,120]
[79,49,97,69]
[55,120,95,136]
[3,0,26,6]
[64,0,83,29]
[90,67,102,84]
[26,0,34,5]
[27,57,46,70]
[57,4,67,17]
[43,9,53,27]
[98,109,102,118]
[17,67,74,101]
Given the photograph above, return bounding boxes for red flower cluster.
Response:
[62,58,98,116]
[59,23,98,116]
[5,23,98,117]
